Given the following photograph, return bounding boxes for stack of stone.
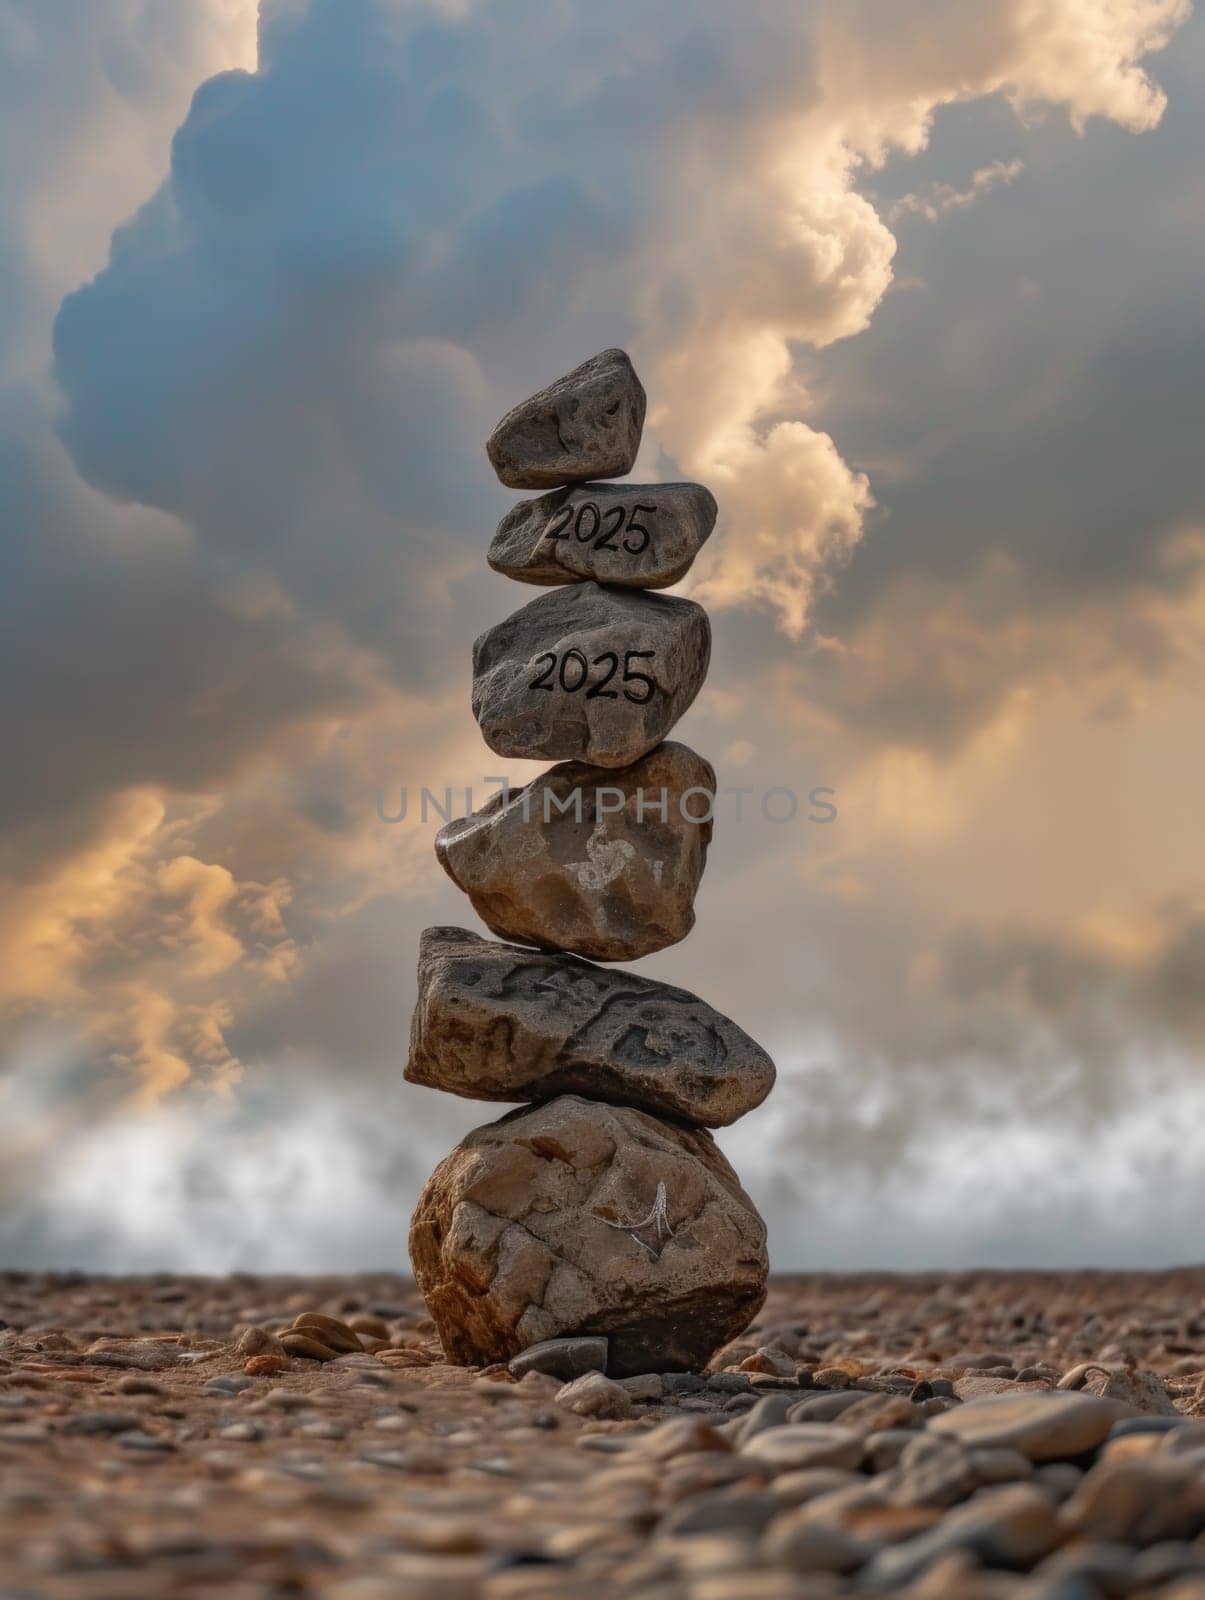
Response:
[406,349,774,1377]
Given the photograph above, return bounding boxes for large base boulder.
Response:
[409,1094,768,1376]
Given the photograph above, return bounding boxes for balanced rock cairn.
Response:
[407,349,774,1377]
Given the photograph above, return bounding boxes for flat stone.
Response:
[471,582,710,769]
[1062,1457,1205,1543]
[61,1410,143,1436]
[927,1391,1127,1461]
[555,1372,634,1420]
[880,1434,980,1508]
[508,1336,608,1383]
[486,348,646,490]
[408,1094,768,1377]
[660,1489,781,1538]
[761,1514,875,1575]
[489,481,716,589]
[435,742,715,962]
[740,1425,864,1473]
[786,1391,866,1423]
[631,1417,733,1460]
[405,928,775,1129]
[860,1484,1060,1587]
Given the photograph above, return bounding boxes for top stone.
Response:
[486,348,647,490]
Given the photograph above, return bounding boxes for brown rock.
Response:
[471,581,710,769]
[235,1326,287,1360]
[408,1095,767,1376]
[1062,1457,1205,1542]
[927,1391,1128,1461]
[243,1354,288,1377]
[279,1332,339,1362]
[404,927,775,1129]
[435,742,715,962]
[486,348,646,490]
[489,480,716,589]
[556,1372,635,1419]
[290,1313,364,1354]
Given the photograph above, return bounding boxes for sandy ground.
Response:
[1,1269,1204,1599]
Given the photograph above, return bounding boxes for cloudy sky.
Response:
[2,0,1203,1272]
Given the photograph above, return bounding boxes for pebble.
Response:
[508,1338,609,1384]
[61,1409,143,1435]
[117,1429,178,1453]
[927,1391,1125,1461]
[630,1417,731,1461]
[1062,1456,1205,1543]
[860,1484,1060,1587]
[203,1375,253,1396]
[739,1425,864,1473]
[659,1489,782,1538]
[555,1373,636,1421]
[786,1390,868,1422]
[235,1326,288,1360]
[761,1513,874,1575]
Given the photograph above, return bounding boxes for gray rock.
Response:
[786,1391,870,1423]
[486,348,646,490]
[618,1373,664,1401]
[118,1429,178,1453]
[508,1336,608,1383]
[471,582,710,769]
[435,742,715,962]
[408,1094,768,1377]
[863,1430,920,1473]
[405,927,775,1129]
[740,1425,864,1473]
[707,1372,752,1394]
[1132,1542,1205,1586]
[663,1373,708,1396]
[1109,1414,1187,1438]
[555,1372,635,1420]
[860,1484,1060,1587]
[61,1410,143,1436]
[968,1445,1035,1484]
[630,1417,732,1460]
[1061,1456,1205,1542]
[762,1514,874,1575]
[880,1433,980,1508]
[735,1394,798,1444]
[489,481,717,590]
[927,1390,1127,1461]
[660,1489,781,1538]
[1033,1540,1138,1596]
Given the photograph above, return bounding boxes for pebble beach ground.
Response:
[2,1269,1204,1600]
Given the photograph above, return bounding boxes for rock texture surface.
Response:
[434,741,715,961]
[408,1095,769,1375]
[471,581,710,767]
[486,348,646,489]
[489,480,717,589]
[404,927,775,1127]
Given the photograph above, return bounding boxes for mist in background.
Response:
[2,0,1203,1271]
